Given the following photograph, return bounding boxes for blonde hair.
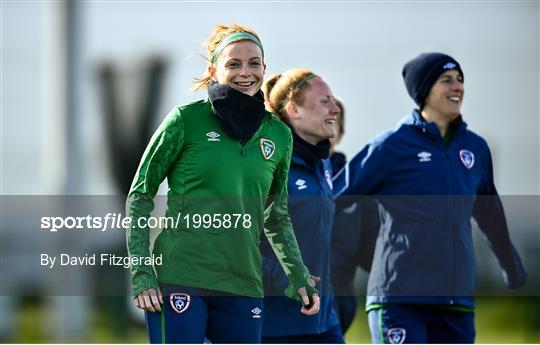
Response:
[335,98,345,137]
[263,69,319,122]
[192,24,262,92]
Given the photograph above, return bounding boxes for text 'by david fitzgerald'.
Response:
[40,253,162,269]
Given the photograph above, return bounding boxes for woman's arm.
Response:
[126,107,184,299]
[263,133,319,313]
[473,141,527,289]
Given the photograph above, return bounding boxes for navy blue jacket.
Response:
[261,153,340,336]
[333,109,527,308]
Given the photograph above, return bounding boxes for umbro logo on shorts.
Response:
[251,307,262,319]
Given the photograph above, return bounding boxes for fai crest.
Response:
[169,293,190,313]
[387,328,406,344]
[325,170,333,190]
[260,138,276,160]
[459,149,475,169]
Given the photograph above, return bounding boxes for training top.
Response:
[261,153,339,336]
[333,109,527,308]
[126,100,312,299]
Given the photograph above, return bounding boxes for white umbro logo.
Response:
[295,179,307,190]
[206,131,220,142]
[418,151,432,162]
[251,307,262,319]
[443,62,457,70]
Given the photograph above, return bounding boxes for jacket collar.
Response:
[404,109,467,139]
[207,82,266,141]
[330,152,347,173]
[290,129,330,169]
[291,153,331,181]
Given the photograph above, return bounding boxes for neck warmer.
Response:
[330,151,347,173]
[291,129,330,168]
[443,115,464,146]
[208,82,266,141]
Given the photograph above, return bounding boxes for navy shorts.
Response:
[261,324,345,344]
[145,285,263,343]
[368,304,475,344]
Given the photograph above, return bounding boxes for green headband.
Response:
[211,32,264,65]
[295,73,317,89]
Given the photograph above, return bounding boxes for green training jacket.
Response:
[126,99,312,299]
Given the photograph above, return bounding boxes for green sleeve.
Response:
[263,132,318,301]
[125,107,184,298]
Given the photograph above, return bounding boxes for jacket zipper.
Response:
[446,136,457,305]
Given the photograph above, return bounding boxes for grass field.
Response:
[344,297,540,344]
[4,296,540,343]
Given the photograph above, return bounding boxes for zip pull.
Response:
[239,115,268,156]
[240,139,249,156]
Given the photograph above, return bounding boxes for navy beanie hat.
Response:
[402,52,463,109]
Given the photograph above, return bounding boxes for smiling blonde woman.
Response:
[126,24,319,343]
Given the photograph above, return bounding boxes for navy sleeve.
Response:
[332,195,380,273]
[472,143,527,289]
[333,140,390,197]
[262,256,290,295]
[355,197,381,271]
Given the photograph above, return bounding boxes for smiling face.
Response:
[329,104,344,149]
[287,78,339,145]
[423,70,464,121]
[209,40,265,96]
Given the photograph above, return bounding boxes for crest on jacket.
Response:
[325,170,333,190]
[260,138,276,160]
[170,293,191,313]
[387,328,406,344]
[459,149,475,169]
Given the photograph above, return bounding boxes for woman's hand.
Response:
[309,275,321,286]
[134,287,164,312]
[297,286,320,315]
